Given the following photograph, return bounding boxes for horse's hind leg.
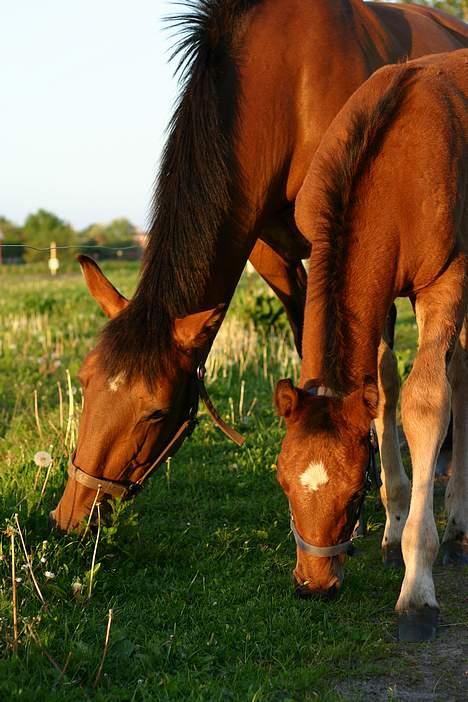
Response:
[249,239,307,354]
[375,339,410,567]
[441,316,468,565]
[396,259,465,642]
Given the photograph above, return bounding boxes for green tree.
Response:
[0,216,25,263]
[389,0,467,21]
[79,217,139,260]
[22,209,76,263]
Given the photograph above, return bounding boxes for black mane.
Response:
[100,1,262,386]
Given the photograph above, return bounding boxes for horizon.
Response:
[1,1,179,231]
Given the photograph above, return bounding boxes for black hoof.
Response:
[382,543,404,568]
[440,538,468,566]
[398,607,439,642]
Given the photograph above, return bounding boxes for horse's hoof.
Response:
[382,543,404,568]
[397,607,439,642]
[440,538,468,566]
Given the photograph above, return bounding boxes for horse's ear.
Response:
[77,255,129,319]
[275,379,300,420]
[342,376,379,428]
[174,304,226,350]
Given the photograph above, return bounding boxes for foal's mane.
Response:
[312,63,416,392]
[100,1,262,386]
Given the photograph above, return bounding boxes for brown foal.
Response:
[276,50,468,642]
[50,1,468,532]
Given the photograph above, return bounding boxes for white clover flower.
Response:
[40,557,46,564]
[15,577,22,583]
[44,571,55,579]
[34,451,52,468]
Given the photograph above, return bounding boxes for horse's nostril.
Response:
[293,576,340,600]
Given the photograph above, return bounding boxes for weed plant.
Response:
[0,264,462,701]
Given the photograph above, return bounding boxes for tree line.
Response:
[0,211,144,263]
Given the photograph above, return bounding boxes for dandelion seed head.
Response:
[34,451,52,468]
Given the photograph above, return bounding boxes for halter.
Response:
[67,363,245,500]
[290,427,380,558]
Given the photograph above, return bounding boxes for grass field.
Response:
[0,263,466,702]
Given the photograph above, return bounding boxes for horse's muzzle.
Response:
[294,580,340,599]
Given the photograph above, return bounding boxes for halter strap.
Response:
[67,363,244,499]
[196,365,244,446]
[289,428,380,558]
[290,512,354,557]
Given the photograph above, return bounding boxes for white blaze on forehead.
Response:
[300,461,329,492]
[108,372,126,392]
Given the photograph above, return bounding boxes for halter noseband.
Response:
[68,363,245,500]
[290,426,380,558]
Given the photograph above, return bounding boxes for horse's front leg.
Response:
[396,263,464,642]
[249,238,307,355]
[375,339,410,567]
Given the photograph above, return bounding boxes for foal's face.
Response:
[275,379,377,596]
[50,256,224,532]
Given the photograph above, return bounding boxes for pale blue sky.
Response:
[1,1,180,230]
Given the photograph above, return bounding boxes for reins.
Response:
[68,363,245,500]
[289,427,381,558]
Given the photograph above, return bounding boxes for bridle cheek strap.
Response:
[68,418,195,500]
[67,363,245,500]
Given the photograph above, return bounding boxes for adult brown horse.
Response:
[275,49,468,641]
[51,1,468,532]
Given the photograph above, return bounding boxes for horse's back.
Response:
[296,49,468,295]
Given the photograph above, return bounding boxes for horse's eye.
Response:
[145,409,169,424]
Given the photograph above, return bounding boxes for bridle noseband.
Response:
[68,363,245,500]
[290,427,381,558]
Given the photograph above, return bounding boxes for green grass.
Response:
[0,264,462,701]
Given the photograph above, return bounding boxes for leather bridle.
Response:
[67,363,245,500]
[290,426,380,558]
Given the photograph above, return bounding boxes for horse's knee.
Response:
[401,370,450,445]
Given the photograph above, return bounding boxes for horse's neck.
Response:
[238,1,396,209]
[299,232,396,392]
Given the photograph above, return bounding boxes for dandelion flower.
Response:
[34,451,52,468]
